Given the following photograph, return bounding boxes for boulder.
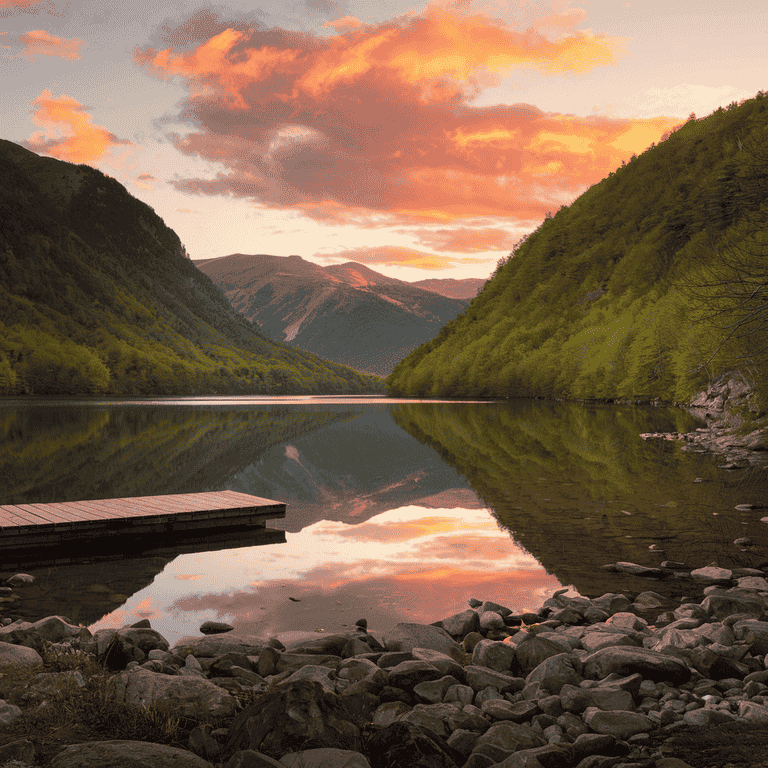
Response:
[225,681,361,760]
[280,748,371,767]
[526,653,583,694]
[366,721,461,768]
[515,635,567,676]
[225,751,284,768]
[472,639,516,672]
[372,701,411,727]
[200,621,234,635]
[732,619,768,654]
[700,591,767,621]
[383,623,465,663]
[580,632,638,653]
[442,610,480,638]
[0,700,23,728]
[107,667,237,719]
[0,641,42,667]
[49,741,213,767]
[175,633,269,658]
[582,646,691,685]
[590,594,632,615]
[581,708,652,740]
[413,675,462,704]
[479,612,505,631]
[474,721,547,754]
[691,566,733,585]
[411,648,465,680]
[388,660,444,689]
[279,665,335,694]
[465,666,525,693]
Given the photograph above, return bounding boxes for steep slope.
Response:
[412,277,486,299]
[388,94,768,409]
[196,254,469,376]
[0,140,382,395]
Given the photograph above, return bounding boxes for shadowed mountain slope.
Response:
[0,140,382,395]
[196,254,469,376]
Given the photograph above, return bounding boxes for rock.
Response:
[281,633,357,655]
[691,566,733,585]
[0,700,23,728]
[581,708,652,740]
[472,639,516,672]
[189,725,221,762]
[613,563,666,578]
[632,591,667,611]
[366,721,461,768]
[0,641,42,667]
[580,632,638,653]
[526,653,583,694]
[175,632,269,658]
[280,748,371,767]
[590,594,632,615]
[700,591,767,621]
[515,635,567,675]
[5,573,34,586]
[279,665,335,693]
[225,751,284,768]
[411,648,465,680]
[464,666,525,693]
[372,701,411,727]
[736,576,768,590]
[200,621,234,635]
[732,619,768,654]
[413,675,462,704]
[583,646,691,685]
[474,721,547,754]
[479,611,505,631]
[388,660,443,689]
[225,681,361,759]
[0,738,35,765]
[383,623,465,663]
[48,741,213,767]
[442,610,480,638]
[107,667,237,719]
[682,708,737,726]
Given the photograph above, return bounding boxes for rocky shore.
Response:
[4,569,768,768]
[640,372,768,467]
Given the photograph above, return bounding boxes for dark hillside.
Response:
[387,93,768,411]
[0,140,382,395]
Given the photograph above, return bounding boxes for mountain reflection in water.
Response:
[1,397,767,647]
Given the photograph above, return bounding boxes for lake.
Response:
[1,395,767,647]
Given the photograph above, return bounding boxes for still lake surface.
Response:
[1,395,767,647]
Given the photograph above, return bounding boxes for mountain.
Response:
[412,277,486,299]
[0,140,382,395]
[387,93,768,413]
[196,254,470,376]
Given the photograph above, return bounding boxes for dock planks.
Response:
[0,491,286,554]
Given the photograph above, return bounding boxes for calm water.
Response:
[1,396,767,647]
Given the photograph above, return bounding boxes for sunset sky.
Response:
[2,1,765,280]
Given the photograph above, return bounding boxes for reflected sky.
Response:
[89,504,561,647]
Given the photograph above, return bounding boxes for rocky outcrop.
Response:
[641,371,768,466]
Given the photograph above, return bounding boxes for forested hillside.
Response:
[0,140,383,395]
[387,93,768,411]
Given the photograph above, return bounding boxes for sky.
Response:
[1,1,766,281]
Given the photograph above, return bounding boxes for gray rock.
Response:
[5,573,34,586]
[472,639,516,672]
[49,741,213,767]
[383,623,465,662]
[372,701,411,727]
[388,660,443,689]
[281,633,359,656]
[582,646,691,685]
[738,701,768,724]
[612,563,666,578]
[0,641,42,667]
[275,653,341,673]
[279,665,336,693]
[581,707,652,739]
[682,708,737,726]
[399,705,450,738]
[175,632,269,658]
[225,681,361,759]
[474,721,547,753]
[189,724,221,762]
[590,594,632,615]
[279,748,371,767]
[479,611,505,631]
[445,684,475,707]
[366,721,461,768]
[411,647,465,680]
[515,635,567,675]
[526,652,583,694]
[580,632,638,653]
[447,729,480,758]
[107,667,237,719]
[465,665,525,693]
[700,591,767,621]
[413,675,462,704]
[691,566,734,585]
[736,576,768,590]
[200,621,234,635]
[732,619,768,654]
[442,610,480,638]
[0,700,23,728]
[225,751,284,768]
[632,591,667,611]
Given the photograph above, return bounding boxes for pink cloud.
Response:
[15,29,84,60]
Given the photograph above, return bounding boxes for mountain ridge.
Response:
[0,140,383,395]
[196,253,471,376]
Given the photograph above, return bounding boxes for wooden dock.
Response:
[0,491,286,562]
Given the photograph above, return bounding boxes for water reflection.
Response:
[89,505,559,646]
[3,396,767,645]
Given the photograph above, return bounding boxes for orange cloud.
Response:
[0,0,69,18]
[320,245,478,270]
[16,29,84,59]
[134,4,675,226]
[23,89,131,163]
[409,226,519,253]
[323,15,364,30]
